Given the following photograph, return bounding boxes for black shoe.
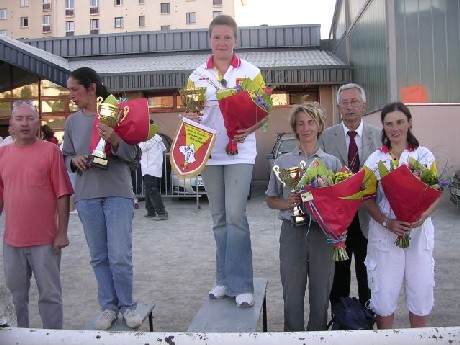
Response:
[154,213,169,220]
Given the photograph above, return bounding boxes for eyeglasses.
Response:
[338,100,362,108]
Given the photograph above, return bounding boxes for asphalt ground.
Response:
[0,182,459,331]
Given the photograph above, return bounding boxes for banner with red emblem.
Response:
[170,117,217,178]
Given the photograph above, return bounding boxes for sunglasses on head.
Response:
[12,100,35,108]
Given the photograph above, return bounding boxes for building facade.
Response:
[0,0,234,39]
[2,0,458,178]
[329,0,460,111]
[0,23,350,179]
[329,0,460,172]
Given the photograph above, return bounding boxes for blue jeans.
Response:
[201,164,254,296]
[76,197,136,313]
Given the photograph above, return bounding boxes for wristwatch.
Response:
[382,218,388,228]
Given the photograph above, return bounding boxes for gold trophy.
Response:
[89,95,129,170]
[273,161,308,226]
[179,87,206,113]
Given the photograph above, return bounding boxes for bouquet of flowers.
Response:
[378,157,446,248]
[216,78,273,154]
[90,95,159,156]
[297,159,373,261]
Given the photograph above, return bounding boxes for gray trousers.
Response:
[279,220,334,331]
[3,243,63,329]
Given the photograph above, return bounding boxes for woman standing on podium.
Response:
[62,67,142,330]
[184,15,267,308]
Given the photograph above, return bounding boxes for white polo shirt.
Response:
[188,54,265,165]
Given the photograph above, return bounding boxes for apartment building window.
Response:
[20,17,29,28]
[90,0,99,14]
[90,19,99,34]
[213,11,222,18]
[160,3,170,14]
[213,0,222,5]
[114,17,123,28]
[65,21,74,36]
[65,0,74,16]
[42,0,50,11]
[21,0,29,8]
[0,9,6,20]
[43,15,51,32]
[186,12,196,24]
[114,0,123,6]
[160,25,170,31]
[139,15,145,27]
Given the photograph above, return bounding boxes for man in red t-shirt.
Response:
[0,101,73,329]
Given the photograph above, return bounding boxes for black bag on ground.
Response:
[328,297,375,330]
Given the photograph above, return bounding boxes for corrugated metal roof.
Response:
[0,35,70,86]
[68,50,347,73]
[1,33,351,91]
[25,25,321,58]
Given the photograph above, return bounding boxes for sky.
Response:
[236,0,337,39]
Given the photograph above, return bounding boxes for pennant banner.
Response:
[170,117,217,178]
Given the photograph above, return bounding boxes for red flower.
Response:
[216,78,272,155]
[301,168,367,261]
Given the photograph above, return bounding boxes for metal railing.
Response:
[132,152,203,209]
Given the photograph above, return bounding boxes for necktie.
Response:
[347,131,360,173]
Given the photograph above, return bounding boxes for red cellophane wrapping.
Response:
[380,164,442,223]
[302,169,366,260]
[218,91,269,154]
[90,98,151,155]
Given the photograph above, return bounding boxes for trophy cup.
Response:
[273,161,308,226]
[179,87,206,113]
[88,95,129,170]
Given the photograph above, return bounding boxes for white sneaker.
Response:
[123,309,143,328]
[209,285,227,299]
[236,293,254,308]
[94,309,117,330]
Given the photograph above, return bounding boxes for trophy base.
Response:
[88,155,109,170]
[291,207,308,226]
[291,215,308,226]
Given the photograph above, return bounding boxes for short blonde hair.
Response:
[209,15,238,39]
[289,102,326,139]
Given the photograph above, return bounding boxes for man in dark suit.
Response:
[318,83,381,307]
